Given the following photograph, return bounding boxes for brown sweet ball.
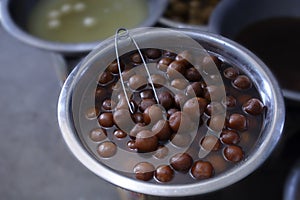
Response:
[220,129,240,145]
[168,111,192,133]
[98,112,114,127]
[132,113,144,124]
[185,67,202,82]
[233,75,252,90]
[202,55,222,74]
[176,50,192,61]
[223,67,239,80]
[97,141,117,158]
[113,129,127,139]
[152,119,172,141]
[145,48,162,59]
[102,99,116,112]
[200,135,221,151]
[89,128,107,142]
[191,160,214,180]
[228,113,248,131]
[127,140,137,150]
[135,130,158,153]
[243,98,264,115]
[139,98,157,112]
[130,52,142,64]
[128,74,148,90]
[107,60,125,74]
[192,97,208,115]
[158,91,175,110]
[155,165,174,182]
[143,105,165,125]
[168,111,182,132]
[186,82,204,97]
[167,60,188,79]
[205,102,224,116]
[174,93,188,108]
[183,97,202,117]
[167,108,179,119]
[113,109,132,132]
[224,145,244,162]
[98,71,114,85]
[171,78,189,90]
[133,162,155,181]
[157,57,174,72]
[183,97,207,118]
[223,95,237,108]
[140,89,154,99]
[170,153,193,172]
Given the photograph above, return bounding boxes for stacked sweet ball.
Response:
[87,48,265,183]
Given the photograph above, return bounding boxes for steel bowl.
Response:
[159,17,208,31]
[57,28,285,197]
[208,0,300,102]
[0,0,168,55]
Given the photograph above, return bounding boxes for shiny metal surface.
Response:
[57,28,285,197]
[0,0,167,54]
[159,17,208,30]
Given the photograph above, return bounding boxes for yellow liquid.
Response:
[28,0,148,43]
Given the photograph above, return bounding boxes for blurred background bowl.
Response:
[208,0,300,102]
[159,0,221,31]
[0,0,168,55]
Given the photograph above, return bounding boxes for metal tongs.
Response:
[114,28,159,114]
